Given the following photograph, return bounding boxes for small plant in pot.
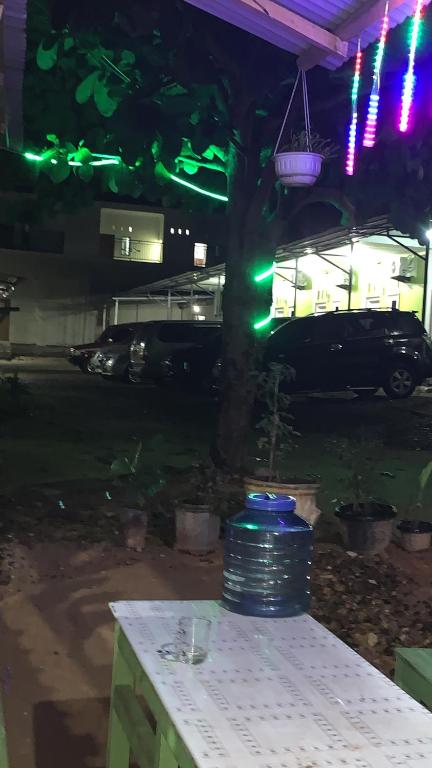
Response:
[111,440,165,552]
[175,464,221,556]
[245,363,321,526]
[335,440,396,555]
[274,130,338,188]
[397,460,432,552]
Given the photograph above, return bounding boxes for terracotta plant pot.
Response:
[244,477,321,526]
[336,503,396,555]
[175,504,221,555]
[121,508,148,552]
[273,151,323,187]
[397,520,432,552]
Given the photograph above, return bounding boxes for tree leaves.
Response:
[75,72,99,104]
[37,39,59,70]
[120,50,135,66]
[78,164,94,182]
[48,160,71,184]
[94,78,119,117]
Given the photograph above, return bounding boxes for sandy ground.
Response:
[1,541,222,768]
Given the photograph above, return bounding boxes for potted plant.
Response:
[335,441,396,555]
[274,130,337,188]
[111,441,164,552]
[175,464,221,555]
[244,363,321,526]
[397,460,432,552]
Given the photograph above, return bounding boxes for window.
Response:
[120,237,131,258]
[344,314,389,339]
[268,318,314,354]
[100,325,137,344]
[391,313,425,335]
[313,315,346,343]
[194,242,207,267]
[157,323,220,344]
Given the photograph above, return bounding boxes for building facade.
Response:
[0,200,225,355]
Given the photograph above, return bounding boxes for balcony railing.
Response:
[113,236,163,264]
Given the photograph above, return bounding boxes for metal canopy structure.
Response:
[112,265,225,323]
[276,216,407,259]
[185,0,430,70]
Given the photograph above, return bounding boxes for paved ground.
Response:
[0,358,432,767]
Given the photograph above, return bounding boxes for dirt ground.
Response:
[0,540,223,768]
[1,359,432,767]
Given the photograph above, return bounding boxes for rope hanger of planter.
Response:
[273,69,324,188]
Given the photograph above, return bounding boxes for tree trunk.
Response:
[213,141,273,473]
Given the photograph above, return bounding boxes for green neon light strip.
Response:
[253,312,273,330]
[92,153,121,160]
[168,172,228,202]
[23,151,227,201]
[254,263,275,282]
[24,152,43,161]
[93,159,120,165]
[90,159,120,166]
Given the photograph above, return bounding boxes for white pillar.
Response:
[114,299,119,325]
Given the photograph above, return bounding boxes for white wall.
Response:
[113,300,216,325]
[1,249,98,347]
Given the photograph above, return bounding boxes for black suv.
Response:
[265,309,432,399]
[165,309,432,399]
[129,321,222,384]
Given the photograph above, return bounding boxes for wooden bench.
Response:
[395,648,432,711]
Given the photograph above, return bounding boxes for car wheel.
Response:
[353,388,378,400]
[383,363,416,399]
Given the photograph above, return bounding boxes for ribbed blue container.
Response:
[222,493,313,618]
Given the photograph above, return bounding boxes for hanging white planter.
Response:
[273,69,329,188]
[274,151,323,187]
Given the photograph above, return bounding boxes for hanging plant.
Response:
[273,70,337,188]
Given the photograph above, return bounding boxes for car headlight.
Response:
[104,357,115,369]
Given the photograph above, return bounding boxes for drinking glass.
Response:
[158,616,211,665]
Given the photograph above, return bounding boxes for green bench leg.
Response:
[107,624,134,768]
[0,696,8,768]
[395,648,432,711]
[107,625,194,768]
[154,728,178,768]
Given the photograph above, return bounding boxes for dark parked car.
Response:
[129,320,222,384]
[164,309,432,399]
[69,323,144,378]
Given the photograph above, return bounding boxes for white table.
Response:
[107,600,432,768]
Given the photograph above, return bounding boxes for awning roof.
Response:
[185,0,429,70]
[114,264,226,300]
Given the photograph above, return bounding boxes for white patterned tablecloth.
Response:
[110,600,432,768]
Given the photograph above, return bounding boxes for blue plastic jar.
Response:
[222,492,313,618]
